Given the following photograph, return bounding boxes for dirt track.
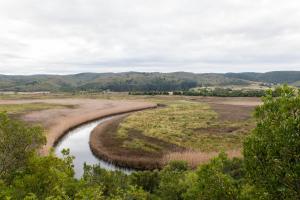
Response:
[0,99,157,154]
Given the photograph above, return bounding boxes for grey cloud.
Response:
[0,0,300,74]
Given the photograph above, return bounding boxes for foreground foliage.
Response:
[0,113,46,181]
[244,86,300,199]
[0,86,299,199]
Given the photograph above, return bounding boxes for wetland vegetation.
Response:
[90,97,255,169]
[0,86,299,199]
[117,101,251,151]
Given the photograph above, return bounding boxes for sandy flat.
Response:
[0,98,157,154]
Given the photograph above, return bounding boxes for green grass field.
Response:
[117,100,253,152]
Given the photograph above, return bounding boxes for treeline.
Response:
[129,88,286,97]
[174,88,266,97]
[78,79,198,92]
[1,86,299,199]
[225,71,300,84]
[129,88,267,97]
[129,91,170,95]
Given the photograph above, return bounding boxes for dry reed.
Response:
[162,149,242,168]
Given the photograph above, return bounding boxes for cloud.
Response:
[0,0,300,74]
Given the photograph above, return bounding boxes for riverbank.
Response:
[90,114,184,170]
[48,101,157,154]
[0,95,259,168]
[0,99,157,154]
[89,98,256,169]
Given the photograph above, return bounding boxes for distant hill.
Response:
[0,71,298,92]
[225,71,300,84]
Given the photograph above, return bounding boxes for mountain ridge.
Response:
[0,71,298,92]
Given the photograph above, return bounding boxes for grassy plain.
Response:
[117,100,253,152]
[0,92,260,168]
[0,103,76,116]
[0,96,157,154]
[90,95,258,169]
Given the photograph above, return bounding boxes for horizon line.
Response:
[1,70,299,76]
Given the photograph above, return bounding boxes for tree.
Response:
[183,153,239,200]
[156,161,189,200]
[129,170,160,193]
[0,112,46,181]
[243,86,300,199]
[8,150,76,199]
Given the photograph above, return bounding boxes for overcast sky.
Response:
[1,0,300,74]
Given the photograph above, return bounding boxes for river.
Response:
[55,116,133,178]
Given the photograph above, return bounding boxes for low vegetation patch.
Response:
[90,115,182,170]
[122,139,163,152]
[0,103,76,116]
[117,100,253,152]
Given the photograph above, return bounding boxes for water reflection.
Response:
[55,116,133,178]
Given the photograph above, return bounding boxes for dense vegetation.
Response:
[3,71,298,92]
[0,72,242,92]
[129,91,170,95]
[128,87,284,97]
[0,86,299,199]
[130,88,267,97]
[225,71,300,84]
[179,88,266,97]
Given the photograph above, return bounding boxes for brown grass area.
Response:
[90,115,184,170]
[209,103,255,121]
[1,95,260,169]
[90,96,258,169]
[0,98,157,154]
[159,97,258,167]
[162,149,242,169]
[184,96,261,106]
[90,112,244,169]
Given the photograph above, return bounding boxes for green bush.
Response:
[183,153,240,200]
[0,112,46,181]
[244,85,300,199]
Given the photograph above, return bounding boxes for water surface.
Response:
[55,116,133,178]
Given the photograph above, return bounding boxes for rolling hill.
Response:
[225,71,300,84]
[0,71,298,92]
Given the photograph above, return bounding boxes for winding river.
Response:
[55,116,133,178]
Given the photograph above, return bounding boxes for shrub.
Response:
[0,112,46,181]
[244,86,300,199]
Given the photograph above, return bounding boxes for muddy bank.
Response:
[89,116,242,170]
[90,115,184,170]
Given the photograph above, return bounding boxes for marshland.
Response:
[1,0,300,198]
[1,78,299,199]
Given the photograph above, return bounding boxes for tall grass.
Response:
[117,100,251,151]
[162,149,242,168]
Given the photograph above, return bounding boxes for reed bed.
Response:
[162,149,242,168]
